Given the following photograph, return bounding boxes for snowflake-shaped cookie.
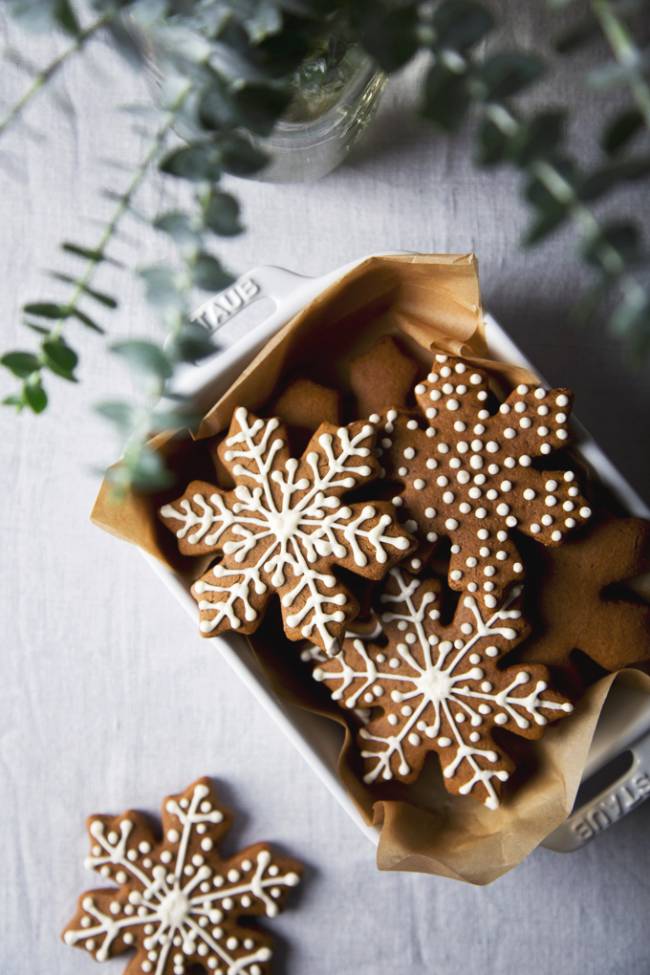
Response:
[376,354,592,608]
[314,568,573,809]
[62,778,301,975]
[160,407,412,654]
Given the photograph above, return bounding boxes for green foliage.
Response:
[1,0,649,493]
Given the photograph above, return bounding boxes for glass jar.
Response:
[256,45,386,183]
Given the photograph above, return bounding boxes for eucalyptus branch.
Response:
[591,0,650,130]
[55,87,191,336]
[486,102,646,304]
[1,0,649,493]
[0,9,114,138]
[1,82,192,415]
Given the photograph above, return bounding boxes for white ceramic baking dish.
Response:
[146,256,650,854]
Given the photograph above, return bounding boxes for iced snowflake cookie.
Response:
[519,515,650,674]
[159,407,413,654]
[62,778,301,975]
[375,354,592,609]
[314,567,574,809]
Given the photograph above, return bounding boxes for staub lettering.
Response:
[194,277,260,330]
[571,770,650,841]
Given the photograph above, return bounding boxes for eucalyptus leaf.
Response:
[2,393,25,410]
[197,76,240,132]
[159,143,222,182]
[476,116,509,165]
[432,0,494,51]
[352,0,420,72]
[139,264,186,312]
[52,0,80,36]
[122,445,174,492]
[23,377,47,413]
[601,108,644,157]
[94,400,137,432]
[474,51,545,101]
[192,253,234,292]
[167,322,218,362]
[421,62,470,132]
[72,308,104,333]
[508,110,565,166]
[217,132,268,176]
[580,155,650,201]
[62,241,113,264]
[203,191,243,236]
[42,336,78,380]
[554,19,599,54]
[1,350,40,378]
[22,320,52,335]
[149,407,200,432]
[523,207,569,246]
[588,53,650,91]
[154,210,199,247]
[229,82,292,136]
[23,301,69,319]
[582,222,642,272]
[111,340,173,380]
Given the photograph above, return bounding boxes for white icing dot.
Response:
[445,518,459,531]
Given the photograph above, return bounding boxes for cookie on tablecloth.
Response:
[314,566,574,809]
[62,777,302,975]
[374,354,592,609]
[518,515,650,674]
[159,407,414,654]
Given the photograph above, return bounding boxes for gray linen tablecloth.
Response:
[1,5,648,974]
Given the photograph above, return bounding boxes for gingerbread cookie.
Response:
[160,407,413,654]
[519,515,650,672]
[314,567,573,809]
[62,778,301,975]
[271,377,341,433]
[375,354,592,609]
[349,335,419,417]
